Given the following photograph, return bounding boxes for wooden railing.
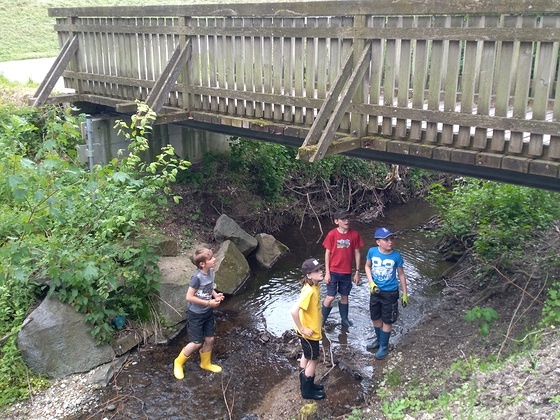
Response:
[34,1,560,187]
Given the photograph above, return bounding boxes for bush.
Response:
[0,102,189,406]
[428,179,560,262]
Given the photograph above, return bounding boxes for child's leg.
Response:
[175,310,205,379]
[174,342,201,380]
[201,336,215,353]
[200,336,221,373]
[299,352,309,370]
[375,291,398,360]
[304,358,319,378]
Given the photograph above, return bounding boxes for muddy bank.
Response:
[3,229,558,420]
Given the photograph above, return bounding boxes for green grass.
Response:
[0,0,318,62]
[0,0,177,62]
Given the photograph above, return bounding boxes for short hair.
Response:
[193,247,213,268]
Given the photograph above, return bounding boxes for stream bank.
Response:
[3,227,557,420]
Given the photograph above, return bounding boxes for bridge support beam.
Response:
[297,40,372,162]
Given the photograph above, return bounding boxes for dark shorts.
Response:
[369,290,399,325]
[298,335,321,360]
[326,272,353,297]
[186,309,216,343]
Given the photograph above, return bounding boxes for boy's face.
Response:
[307,267,324,283]
[335,216,349,228]
[376,236,395,252]
[201,253,216,270]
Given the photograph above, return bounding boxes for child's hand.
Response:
[215,293,225,302]
[401,293,408,308]
[302,327,313,337]
[369,281,380,294]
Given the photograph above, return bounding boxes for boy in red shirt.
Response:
[321,209,364,327]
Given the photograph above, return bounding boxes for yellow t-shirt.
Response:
[294,283,322,341]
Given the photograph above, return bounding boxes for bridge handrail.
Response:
[36,0,560,184]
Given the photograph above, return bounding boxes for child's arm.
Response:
[324,248,332,284]
[365,258,380,293]
[290,302,313,337]
[397,266,408,307]
[397,266,407,295]
[353,248,361,284]
[212,289,225,302]
[186,286,215,307]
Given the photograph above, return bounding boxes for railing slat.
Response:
[473,16,499,150]
[293,18,305,124]
[42,3,560,184]
[510,17,538,154]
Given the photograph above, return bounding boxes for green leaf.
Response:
[83,262,99,280]
[111,172,130,183]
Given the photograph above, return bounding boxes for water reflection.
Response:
[225,199,453,353]
[97,199,454,419]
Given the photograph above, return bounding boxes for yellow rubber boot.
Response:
[173,350,189,379]
[199,351,222,373]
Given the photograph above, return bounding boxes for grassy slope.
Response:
[0,0,311,62]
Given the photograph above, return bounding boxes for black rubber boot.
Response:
[339,303,353,327]
[321,305,332,327]
[298,369,305,395]
[301,374,326,400]
[310,374,324,390]
[299,370,323,390]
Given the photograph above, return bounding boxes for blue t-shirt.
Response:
[365,247,404,292]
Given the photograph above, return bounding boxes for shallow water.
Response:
[228,198,451,345]
[94,199,454,419]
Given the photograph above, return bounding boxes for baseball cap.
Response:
[333,209,350,220]
[374,227,395,239]
[301,258,324,274]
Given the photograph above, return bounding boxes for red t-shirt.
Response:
[322,228,364,274]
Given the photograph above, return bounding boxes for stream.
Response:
[93,199,454,419]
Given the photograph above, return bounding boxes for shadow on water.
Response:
[93,199,454,419]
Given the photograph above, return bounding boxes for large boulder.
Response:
[254,233,290,268]
[17,296,115,378]
[156,256,198,326]
[213,214,258,256]
[214,240,251,295]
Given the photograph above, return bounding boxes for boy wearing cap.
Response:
[290,258,326,400]
[321,209,364,327]
[364,227,408,359]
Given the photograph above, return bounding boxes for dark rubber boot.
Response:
[298,369,305,395]
[321,305,332,327]
[339,303,353,327]
[299,369,324,391]
[366,327,381,351]
[310,375,324,390]
[301,374,326,400]
[374,330,391,360]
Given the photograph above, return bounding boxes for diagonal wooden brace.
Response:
[31,35,79,107]
[297,40,372,162]
[145,39,192,113]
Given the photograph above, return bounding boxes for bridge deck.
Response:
[32,1,560,190]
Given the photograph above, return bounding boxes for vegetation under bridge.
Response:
[32,0,560,191]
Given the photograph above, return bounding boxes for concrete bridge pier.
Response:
[78,117,230,166]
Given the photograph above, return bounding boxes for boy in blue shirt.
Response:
[364,227,408,359]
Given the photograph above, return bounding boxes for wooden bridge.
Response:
[33,1,560,191]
